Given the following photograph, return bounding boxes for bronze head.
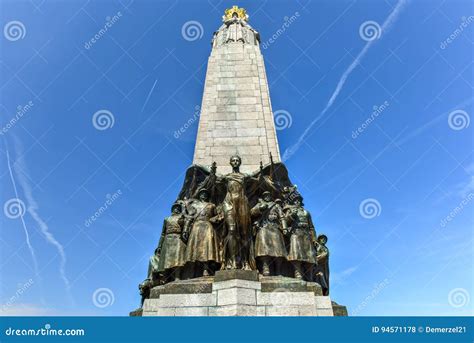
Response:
[293,197,303,206]
[229,155,242,169]
[318,234,328,244]
[171,203,182,214]
[262,191,272,202]
[197,188,210,201]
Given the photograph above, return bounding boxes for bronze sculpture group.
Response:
[139,155,330,305]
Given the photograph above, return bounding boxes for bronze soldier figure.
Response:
[315,234,330,295]
[251,191,287,276]
[284,195,317,280]
[156,203,187,282]
[184,188,221,277]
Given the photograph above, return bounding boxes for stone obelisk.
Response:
[193,6,280,174]
[131,6,348,317]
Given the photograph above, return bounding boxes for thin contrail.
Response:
[283,0,409,161]
[141,79,158,113]
[4,139,40,279]
[12,136,71,293]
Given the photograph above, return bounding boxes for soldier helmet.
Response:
[197,188,210,197]
[171,202,182,211]
[262,191,272,198]
[318,234,328,243]
[292,193,304,204]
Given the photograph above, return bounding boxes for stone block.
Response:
[213,112,236,121]
[265,306,300,316]
[332,302,348,316]
[236,128,265,137]
[260,277,322,295]
[174,307,209,316]
[234,83,257,90]
[219,71,236,77]
[315,296,332,309]
[216,104,238,112]
[214,120,257,129]
[143,299,161,312]
[237,145,264,155]
[316,308,334,316]
[155,307,177,316]
[213,279,261,291]
[129,308,143,316]
[213,137,259,146]
[256,291,315,306]
[150,279,213,298]
[217,84,236,91]
[236,112,261,120]
[256,306,266,316]
[214,269,259,282]
[216,97,237,105]
[211,129,236,138]
[209,304,258,316]
[217,288,257,306]
[298,306,317,316]
[158,293,217,307]
[142,311,159,317]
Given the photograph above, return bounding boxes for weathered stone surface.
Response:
[214,269,259,282]
[174,307,209,316]
[316,308,334,316]
[217,288,257,306]
[143,299,161,312]
[315,296,332,309]
[260,276,323,295]
[158,293,217,307]
[155,308,176,316]
[193,41,281,172]
[149,278,213,298]
[208,304,260,316]
[257,291,315,306]
[138,275,346,316]
[265,305,300,316]
[332,302,349,316]
[129,308,143,316]
[213,279,261,291]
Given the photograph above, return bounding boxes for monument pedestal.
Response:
[132,271,346,317]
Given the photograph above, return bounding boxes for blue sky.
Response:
[0,0,472,316]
